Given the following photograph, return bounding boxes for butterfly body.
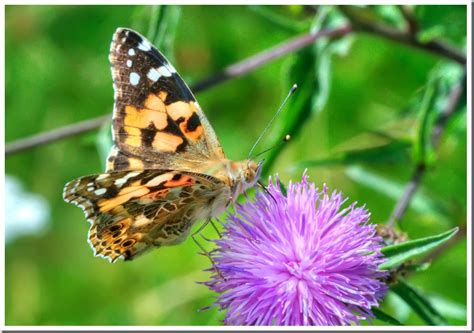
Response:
[63,28,261,262]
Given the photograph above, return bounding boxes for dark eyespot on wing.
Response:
[186,112,200,132]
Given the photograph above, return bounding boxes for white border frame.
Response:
[2,1,471,331]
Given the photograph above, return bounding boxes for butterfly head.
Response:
[229,159,263,201]
[243,159,263,186]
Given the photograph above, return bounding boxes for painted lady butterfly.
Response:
[63,28,262,262]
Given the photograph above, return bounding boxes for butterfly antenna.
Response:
[252,134,291,159]
[248,84,298,159]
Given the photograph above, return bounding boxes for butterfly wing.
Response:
[63,170,228,262]
[108,28,225,172]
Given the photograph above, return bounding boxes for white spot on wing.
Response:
[114,171,141,186]
[126,60,132,67]
[87,186,94,192]
[114,178,127,186]
[94,188,107,195]
[134,214,153,227]
[128,48,136,56]
[97,174,109,181]
[130,72,140,86]
[147,68,161,82]
[158,66,172,77]
[138,39,151,51]
[145,174,170,187]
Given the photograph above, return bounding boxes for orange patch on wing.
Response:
[124,105,167,130]
[167,101,203,141]
[164,175,194,188]
[127,157,145,170]
[180,122,203,141]
[187,125,203,140]
[123,126,142,147]
[152,132,183,152]
[98,186,150,212]
[158,91,168,101]
[166,101,193,121]
[144,94,166,111]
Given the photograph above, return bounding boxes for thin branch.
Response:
[340,6,466,65]
[5,25,352,156]
[387,74,466,226]
[397,5,419,35]
[5,115,110,155]
[6,9,466,155]
[387,164,426,227]
[364,23,465,65]
[190,25,352,91]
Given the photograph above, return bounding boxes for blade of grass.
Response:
[380,227,458,269]
[372,308,404,325]
[391,279,448,325]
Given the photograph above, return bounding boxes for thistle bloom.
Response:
[205,173,387,326]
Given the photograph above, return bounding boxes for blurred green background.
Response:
[5,5,467,326]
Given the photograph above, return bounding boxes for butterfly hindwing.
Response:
[109,28,224,172]
[63,169,227,262]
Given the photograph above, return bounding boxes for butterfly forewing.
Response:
[109,28,224,172]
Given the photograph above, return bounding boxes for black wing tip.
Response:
[113,27,146,43]
[114,27,135,36]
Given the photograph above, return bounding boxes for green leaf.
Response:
[417,25,446,43]
[412,74,437,165]
[262,6,352,175]
[345,166,450,224]
[411,62,465,166]
[405,262,431,273]
[151,5,181,60]
[428,294,467,321]
[414,5,466,46]
[297,139,411,168]
[372,308,403,326]
[380,227,458,270]
[372,5,405,29]
[386,291,411,322]
[338,6,381,29]
[391,279,448,325]
[248,5,311,32]
[131,5,181,60]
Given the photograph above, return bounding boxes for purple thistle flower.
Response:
[205,172,387,326]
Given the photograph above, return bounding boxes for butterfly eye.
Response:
[245,169,254,183]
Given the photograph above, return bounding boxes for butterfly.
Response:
[63,28,262,263]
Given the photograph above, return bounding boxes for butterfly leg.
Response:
[198,219,222,243]
[191,219,225,280]
[209,219,222,238]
